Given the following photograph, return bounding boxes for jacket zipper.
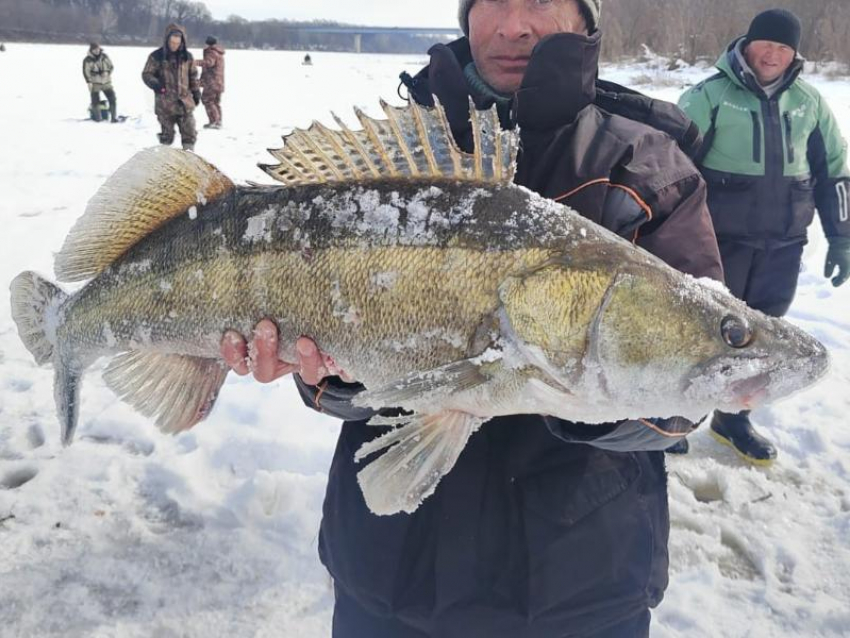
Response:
[783,112,795,164]
[750,111,761,164]
[761,100,784,182]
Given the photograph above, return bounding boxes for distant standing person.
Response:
[679,8,850,465]
[0,43,6,52]
[302,53,312,66]
[83,42,117,123]
[196,35,225,129]
[142,23,200,151]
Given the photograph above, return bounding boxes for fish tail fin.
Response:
[354,411,485,516]
[10,271,82,445]
[9,271,68,365]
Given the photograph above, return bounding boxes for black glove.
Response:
[149,81,162,93]
[824,237,850,287]
[192,90,201,106]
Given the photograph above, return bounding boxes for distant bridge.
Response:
[287,26,462,53]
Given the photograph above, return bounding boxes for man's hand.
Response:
[192,90,201,106]
[824,237,850,287]
[87,83,93,93]
[220,318,354,385]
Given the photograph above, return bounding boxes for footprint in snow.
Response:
[0,466,39,490]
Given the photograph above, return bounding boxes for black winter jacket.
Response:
[296,32,723,637]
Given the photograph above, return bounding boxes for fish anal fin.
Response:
[55,148,234,282]
[355,410,485,515]
[103,351,228,435]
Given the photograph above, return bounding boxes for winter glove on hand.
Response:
[824,237,850,287]
[192,90,201,106]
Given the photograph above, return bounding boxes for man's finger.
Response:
[297,337,326,385]
[221,330,249,375]
[252,319,282,383]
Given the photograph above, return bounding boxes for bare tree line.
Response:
[603,0,849,64]
[1,0,848,63]
[0,0,445,53]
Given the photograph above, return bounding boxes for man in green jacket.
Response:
[83,42,117,123]
[679,8,850,465]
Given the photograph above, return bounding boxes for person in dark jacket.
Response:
[83,42,117,123]
[196,35,225,129]
[220,1,723,636]
[142,23,200,150]
[679,9,850,465]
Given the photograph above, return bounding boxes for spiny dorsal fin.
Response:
[260,100,517,186]
[54,148,234,283]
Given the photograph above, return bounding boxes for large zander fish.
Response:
[10,101,828,515]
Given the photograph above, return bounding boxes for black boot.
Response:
[710,410,777,465]
[665,437,689,455]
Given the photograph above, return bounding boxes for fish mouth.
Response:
[727,372,771,409]
[685,343,830,410]
[684,353,774,409]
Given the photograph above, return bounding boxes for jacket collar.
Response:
[405,31,600,136]
[514,31,599,131]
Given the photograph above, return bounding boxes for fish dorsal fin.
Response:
[260,99,517,186]
[54,148,234,283]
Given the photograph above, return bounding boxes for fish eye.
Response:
[721,315,753,348]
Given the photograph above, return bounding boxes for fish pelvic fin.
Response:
[9,271,68,365]
[54,148,234,283]
[103,351,229,435]
[355,410,485,516]
[261,99,517,187]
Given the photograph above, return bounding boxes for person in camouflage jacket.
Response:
[196,35,225,129]
[83,42,117,123]
[679,9,850,465]
[142,23,200,150]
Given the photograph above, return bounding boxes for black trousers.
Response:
[332,585,651,638]
[90,88,116,121]
[718,240,805,318]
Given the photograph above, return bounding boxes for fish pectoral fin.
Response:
[103,351,228,434]
[353,358,491,410]
[354,410,485,516]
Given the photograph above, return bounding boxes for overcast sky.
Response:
[201,0,462,28]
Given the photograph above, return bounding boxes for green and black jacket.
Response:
[679,37,850,245]
[82,51,114,91]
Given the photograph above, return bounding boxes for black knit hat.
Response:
[89,41,100,51]
[745,9,801,51]
[205,35,217,46]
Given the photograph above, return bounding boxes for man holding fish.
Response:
[222,1,727,636]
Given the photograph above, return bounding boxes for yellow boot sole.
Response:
[710,428,776,467]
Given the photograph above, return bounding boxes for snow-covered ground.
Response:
[1,43,848,638]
